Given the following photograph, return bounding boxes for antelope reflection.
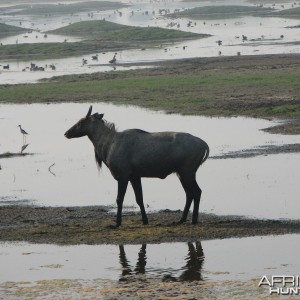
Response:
[119,244,147,279]
[118,242,204,282]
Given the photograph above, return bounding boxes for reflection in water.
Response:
[20,143,29,153]
[179,242,204,282]
[119,242,205,282]
[0,235,299,284]
[119,244,147,279]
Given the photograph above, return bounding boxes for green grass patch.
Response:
[0,23,28,38]
[0,65,299,119]
[0,41,121,60]
[0,20,207,60]
[271,7,300,19]
[49,19,125,36]
[49,20,205,41]
[272,104,299,115]
[168,5,274,19]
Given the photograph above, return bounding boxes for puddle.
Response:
[0,103,300,219]
[0,0,300,83]
[0,54,155,84]
[0,234,299,283]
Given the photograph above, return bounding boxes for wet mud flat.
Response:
[1,206,299,299]
[1,205,300,244]
[99,277,268,300]
[0,277,266,300]
[211,143,300,159]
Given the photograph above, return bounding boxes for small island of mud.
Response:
[1,205,300,245]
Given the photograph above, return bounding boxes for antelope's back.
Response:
[113,130,207,177]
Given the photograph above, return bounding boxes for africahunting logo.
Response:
[259,275,300,295]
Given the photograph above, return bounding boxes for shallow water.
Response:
[0,234,299,283]
[0,0,299,83]
[1,103,300,219]
[0,55,155,84]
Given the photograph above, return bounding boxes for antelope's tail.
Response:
[200,142,210,166]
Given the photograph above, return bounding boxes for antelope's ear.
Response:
[93,113,104,120]
[86,105,93,118]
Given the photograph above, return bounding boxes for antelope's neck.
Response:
[87,124,116,161]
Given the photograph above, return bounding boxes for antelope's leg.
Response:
[131,177,148,225]
[116,179,128,227]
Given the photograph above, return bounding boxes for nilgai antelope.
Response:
[65,106,209,227]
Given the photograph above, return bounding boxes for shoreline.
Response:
[2,142,300,160]
[1,53,299,135]
[1,205,300,245]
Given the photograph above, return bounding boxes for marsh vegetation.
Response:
[168,5,275,19]
[0,1,299,299]
[168,5,300,20]
[1,55,299,122]
[0,20,207,60]
[49,20,204,41]
[271,6,300,18]
[0,23,27,38]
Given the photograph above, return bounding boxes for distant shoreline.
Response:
[1,53,299,134]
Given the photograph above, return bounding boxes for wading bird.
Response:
[18,125,28,144]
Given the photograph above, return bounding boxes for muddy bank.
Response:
[211,143,300,159]
[1,206,300,244]
[0,277,267,300]
[263,119,300,135]
[0,152,32,159]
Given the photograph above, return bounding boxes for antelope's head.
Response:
[64,106,104,139]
